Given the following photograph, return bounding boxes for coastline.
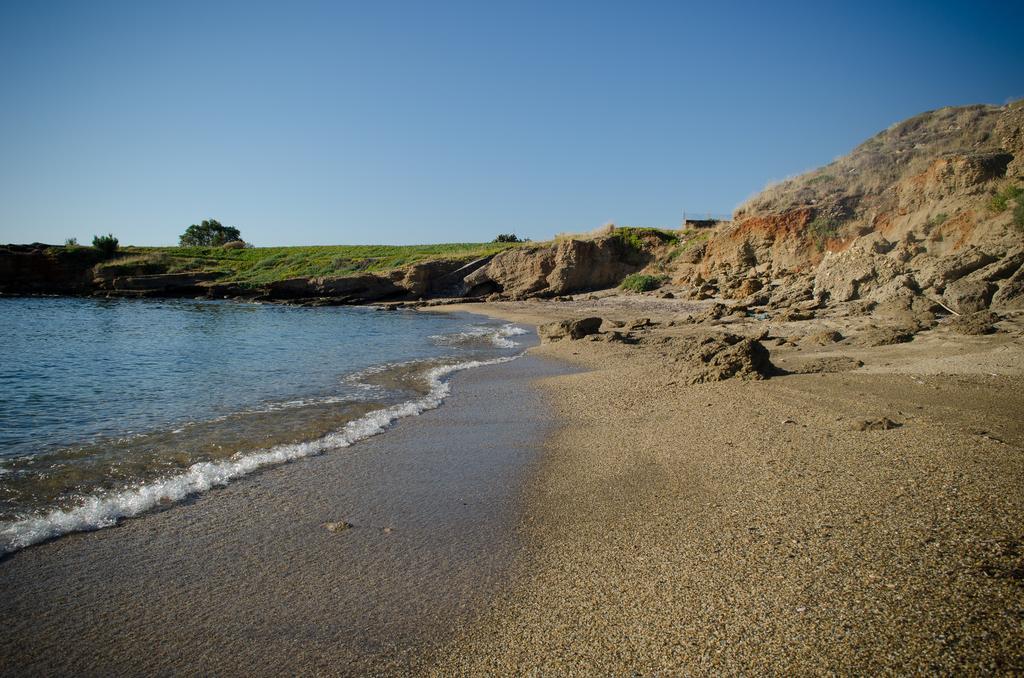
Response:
[0,351,573,676]
[3,293,1022,674]
[424,300,1024,673]
[0,303,531,555]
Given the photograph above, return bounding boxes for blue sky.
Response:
[1,1,1021,246]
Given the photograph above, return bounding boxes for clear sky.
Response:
[1,0,1022,246]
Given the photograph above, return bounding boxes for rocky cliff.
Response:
[670,100,1024,320]
[463,233,657,299]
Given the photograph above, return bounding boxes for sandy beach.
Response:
[426,298,1024,674]
[2,295,1023,675]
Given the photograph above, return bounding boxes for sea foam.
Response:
[0,355,518,555]
[431,323,528,349]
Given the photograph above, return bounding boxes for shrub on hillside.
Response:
[493,233,521,243]
[91,233,119,257]
[619,273,667,293]
[180,219,242,247]
[808,217,838,250]
[989,184,1024,212]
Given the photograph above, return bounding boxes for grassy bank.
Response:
[94,242,521,286]
[89,227,685,287]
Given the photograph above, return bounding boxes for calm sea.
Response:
[0,297,530,554]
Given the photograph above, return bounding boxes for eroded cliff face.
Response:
[464,236,650,299]
[670,100,1024,316]
[696,209,819,278]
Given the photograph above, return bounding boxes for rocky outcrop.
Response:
[538,317,603,342]
[99,272,224,297]
[943,279,997,314]
[991,266,1024,309]
[947,311,1000,335]
[915,247,999,292]
[0,244,104,295]
[390,258,493,298]
[464,236,647,299]
[668,101,1024,326]
[897,152,1013,211]
[698,208,820,278]
[266,274,405,304]
[813,234,905,303]
[673,333,775,384]
[1,237,650,305]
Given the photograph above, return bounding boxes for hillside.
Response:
[666,100,1024,320]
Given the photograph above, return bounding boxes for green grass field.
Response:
[79,226,681,288]
[94,242,522,286]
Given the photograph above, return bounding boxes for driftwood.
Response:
[927,295,961,317]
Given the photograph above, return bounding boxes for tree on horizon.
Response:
[179,219,242,247]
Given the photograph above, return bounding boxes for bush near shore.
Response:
[619,273,668,292]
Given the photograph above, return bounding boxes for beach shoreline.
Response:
[0,349,573,676]
[4,293,1024,674]
[422,299,1024,674]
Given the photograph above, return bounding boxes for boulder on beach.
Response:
[664,332,775,384]
[538,317,603,342]
[947,310,1001,335]
[943,279,997,314]
[803,329,844,345]
[687,335,773,384]
[852,325,917,347]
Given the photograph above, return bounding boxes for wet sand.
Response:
[0,353,573,677]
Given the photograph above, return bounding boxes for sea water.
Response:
[0,297,529,554]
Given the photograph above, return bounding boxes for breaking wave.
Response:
[0,355,518,555]
[431,323,528,349]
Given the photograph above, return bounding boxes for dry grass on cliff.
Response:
[736,103,1010,219]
